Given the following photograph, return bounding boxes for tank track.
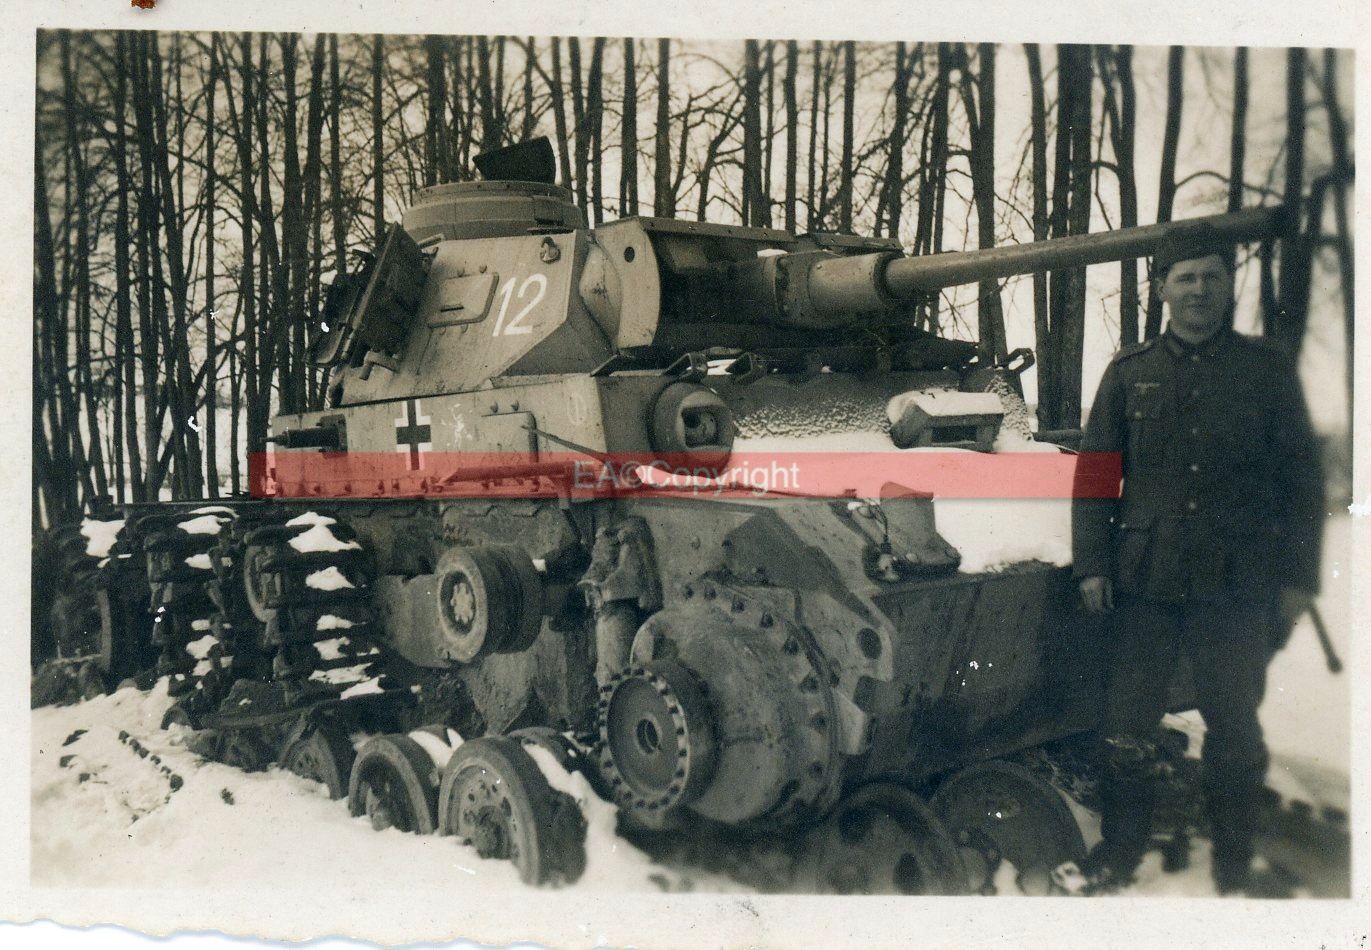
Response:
[1015,733,1350,897]
[148,505,395,735]
[31,516,138,706]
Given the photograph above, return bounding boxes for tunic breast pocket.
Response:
[1124,386,1167,470]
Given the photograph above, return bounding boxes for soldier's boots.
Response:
[1074,841,1142,895]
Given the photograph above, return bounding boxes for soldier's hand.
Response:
[1079,576,1114,614]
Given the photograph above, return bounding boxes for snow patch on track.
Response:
[305,566,354,590]
[176,515,224,536]
[291,523,362,555]
[80,518,125,558]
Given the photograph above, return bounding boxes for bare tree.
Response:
[956,44,1007,361]
[1273,48,1309,352]
[742,40,767,226]
[1228,48,1248,214]
[1144,45,1184,340]
[653,39,672,216]
[1099,45,1140,346]
[838,40,855,231]
[782,40,799,231]
[619,39,638,216]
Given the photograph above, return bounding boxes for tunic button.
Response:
[1187,500,1198,511]
[1190,388,1200,398]
[1190,427,1199,435]
[1189,463,1199,473]
[1191,354,1200,362]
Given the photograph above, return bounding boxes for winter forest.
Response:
[32,33,1354,525]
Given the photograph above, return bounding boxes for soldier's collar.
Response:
[1162,325,1231,359]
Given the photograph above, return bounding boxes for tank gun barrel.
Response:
[880,206,1282,298]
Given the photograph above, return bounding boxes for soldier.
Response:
[1071,224,1324,894]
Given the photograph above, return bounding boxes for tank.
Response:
[34,137,1285,892]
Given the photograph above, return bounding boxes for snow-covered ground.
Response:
[30,679,741,893]
[30,513,1350,898]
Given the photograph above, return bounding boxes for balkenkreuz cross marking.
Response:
[394,399,432,470]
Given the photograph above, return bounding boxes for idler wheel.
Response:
[347,734,440,834]
[597,660,718,817]
[802,783,969,895]
[439,735,586,886]
[434,545,543,664]
[649,382,734,469]
[280,721,356,800]
[930,760,1086,895]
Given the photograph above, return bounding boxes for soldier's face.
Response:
[1158,254,1232,341]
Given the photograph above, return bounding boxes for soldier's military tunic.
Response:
[1071,326,1323,878]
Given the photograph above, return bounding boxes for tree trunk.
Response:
[1275,48,1308,352]
[477,36,499,149]
[522,37,537,141]
[330,35,346,279]
[34,100,79,517]
[372,35,385,242]
[958,44,1006,362]
[1228,48,1248,214]
[230,32,259,475]
[926,43,951,332]
[653,39,672,216]
[885,42,908,240]
[763,41,775,215]
[807,41,821,229]
[1025,44,1051,425]
[257,34,286,453]
[130,34,164,498]
[587,38,605,225]
[1061,45,1093,429]
[425,35,449,186]
[1099,45,1140,346]
[204,34,220,497]
[743,40,765,227]
[112,33,142,501]
[1144,45,1184,340]
[303,35,327,409]
[619,38,638,216]
[493,36,508,137]
[61,32,108,501]
[783,40,799,232]
[568,38,587,213]
[1313,51,1350,441]
[152,34,203,496]
[838,41,855,231]
[548,39,573,190]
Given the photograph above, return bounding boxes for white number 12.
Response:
[492,273,548,336]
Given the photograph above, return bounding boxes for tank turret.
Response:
[298,136,1282,479]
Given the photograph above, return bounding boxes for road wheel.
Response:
[439,735,586,886]
[348,734,440,834]
[801,782,968,895]
[280,722,356,800]
[931,760,1087,895]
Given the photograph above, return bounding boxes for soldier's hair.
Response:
[1153,222,1236,278]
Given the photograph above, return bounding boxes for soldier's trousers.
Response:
[1098,593,1272,877]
